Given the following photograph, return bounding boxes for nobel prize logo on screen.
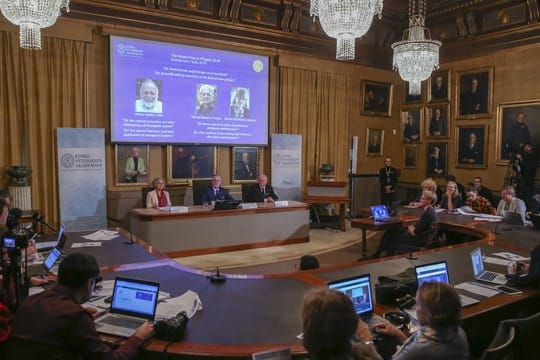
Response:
[60,153,103,170]
[252,60,264,72]
[116,42,143,58]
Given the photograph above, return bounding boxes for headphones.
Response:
[384,310,411,327]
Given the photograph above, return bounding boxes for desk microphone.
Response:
[406,252,418,261]
[208,267,226,284]
[32,212,57,233]
[493,221,503,235]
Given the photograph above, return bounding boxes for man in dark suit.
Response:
[201,175,234,204]
[245,174,278,203]
[460,132,482,164]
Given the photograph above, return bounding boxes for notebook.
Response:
[328,274,385,325]
[414,261,479,307]
[470,248,507,285]
[36,224,67,251]
[27,247,62,277]
[370,205,398,222]
[95,277,160,337]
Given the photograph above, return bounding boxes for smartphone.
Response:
[497,285,523,295]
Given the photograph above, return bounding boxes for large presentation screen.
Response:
[110,36,269,145]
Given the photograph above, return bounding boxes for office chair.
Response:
[241,183,252,202]
[511,311,540,360]
[481,321,516,360]
[191,179,209,205]
[394,222,442,254]
[141,186,153,208]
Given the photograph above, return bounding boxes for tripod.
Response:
[503,156,523,194]
[1,248,29,312]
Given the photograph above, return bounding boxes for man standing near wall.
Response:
[379,157,399,207]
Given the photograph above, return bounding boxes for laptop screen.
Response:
[328,274,373,316]
[43,247,62,271]
[370,205,390,221]
[415,261,450,287]
[110,277,160,320]
[470,248,485,277]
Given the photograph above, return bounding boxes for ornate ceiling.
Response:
[66,0,540,68]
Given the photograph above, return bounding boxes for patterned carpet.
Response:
[173,221,376,271]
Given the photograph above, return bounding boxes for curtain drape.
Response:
[0,31,86,226]
[279,66,350,185]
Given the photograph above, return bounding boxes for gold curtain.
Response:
[279,66,350,185]
[0,31,86,225]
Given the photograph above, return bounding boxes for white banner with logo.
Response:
[57,128,107,231]
[271,134,302,201]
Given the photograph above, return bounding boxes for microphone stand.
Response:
[208,267,226,284]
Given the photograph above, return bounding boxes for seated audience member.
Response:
[507,244,540,287]
[373,282,469,359]
[496,186,529,225]
[374,190,439,257]
[201,174,233,204]
[409,178,440,208]
[473,176,495,205]
[464,186,495,215]
[9,253,153,359]
[302,287,381,360]
[446,175,466,202]
[438,181,463,210]
[245,174,278,203]
[146,176,171,208]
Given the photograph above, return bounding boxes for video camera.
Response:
[2,231,29,250]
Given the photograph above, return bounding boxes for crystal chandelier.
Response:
[310,0,383,61]
[0,0,70,50]
[391,0,441,95]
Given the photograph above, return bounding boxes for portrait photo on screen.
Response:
[196,84,217,116]
[135,79,163,113]
[230,87,250,119]
[110,36,269,146]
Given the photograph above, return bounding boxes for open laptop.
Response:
[95,277,160,337]
[415,261,479,307]
[370,205,398,223]
[470,248,507,285]
[213,200,241,211]
[27,246,62,277]
[36,224,66,252]
[328,274,384,325]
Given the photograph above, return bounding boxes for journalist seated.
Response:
[372,282,469,359]
[496,186,530,225]
[9,252,153,359]
[373,190,439,257]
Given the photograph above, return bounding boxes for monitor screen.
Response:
[328,274,373,315]
[110,36,270,146]
[415,261,450,287]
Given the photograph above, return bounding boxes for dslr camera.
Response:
[154,311,189,341]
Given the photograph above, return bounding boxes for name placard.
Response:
[241,203,258,209]
[275,200,289,207]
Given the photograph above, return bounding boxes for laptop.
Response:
[470,248,507,285]
[213,200,241,210]
[370,205,398,222]
[503,212,524,225]
[36,224,67,252]
[95,277,160,337]
[26,246,62,277]
[328,274,384,325]
[414,261,479,307]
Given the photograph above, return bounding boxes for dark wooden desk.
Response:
[350,215,417,257]
[303,195,348,231]
[59,218,540,359]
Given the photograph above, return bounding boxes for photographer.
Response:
[516,143,537,206]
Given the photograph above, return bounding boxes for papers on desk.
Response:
[473,217,502,222]
[492,252,530,262]
[155,290,203,320]
[455,282,501,297]
[71,242,102,248]
[484,256,513,266]
[82,230,119,241]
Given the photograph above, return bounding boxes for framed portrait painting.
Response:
[401,108,423,143]
[455,125,488,168]
[426,142,448,177]
[404,82,422,104]
[232,146,260,183]
[365,128,384,156]
[496,101,540,165]
[457,67,493,119]
[426,104,450,139]
[403,146,417,169]
[167,145,216,184]
[361,80,393,117]
[428,69,450,102]
[115,144,149,186]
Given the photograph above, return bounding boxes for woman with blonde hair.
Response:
[438,181,463,209]
[146,177,171,208]
[409,178,440,207]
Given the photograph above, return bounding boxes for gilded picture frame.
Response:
[167,145,217,184]
[401,107,423,144]
[426,142,448,177]
[361,80,393,117]
[115,144,150,186]
[231,146,260,183]
[455,124,488,168]
[426,104,450,139]
[456,67,493,119]
[428,69,451,103]
[403,145,417,169]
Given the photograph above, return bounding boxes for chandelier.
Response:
[0,0,70,50]
[391,0,441,95]
[310,0,383,61]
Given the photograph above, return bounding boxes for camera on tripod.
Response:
[2,231,29,253]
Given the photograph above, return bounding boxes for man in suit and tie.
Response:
[245,174,278,203]
[201,175,234,204]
